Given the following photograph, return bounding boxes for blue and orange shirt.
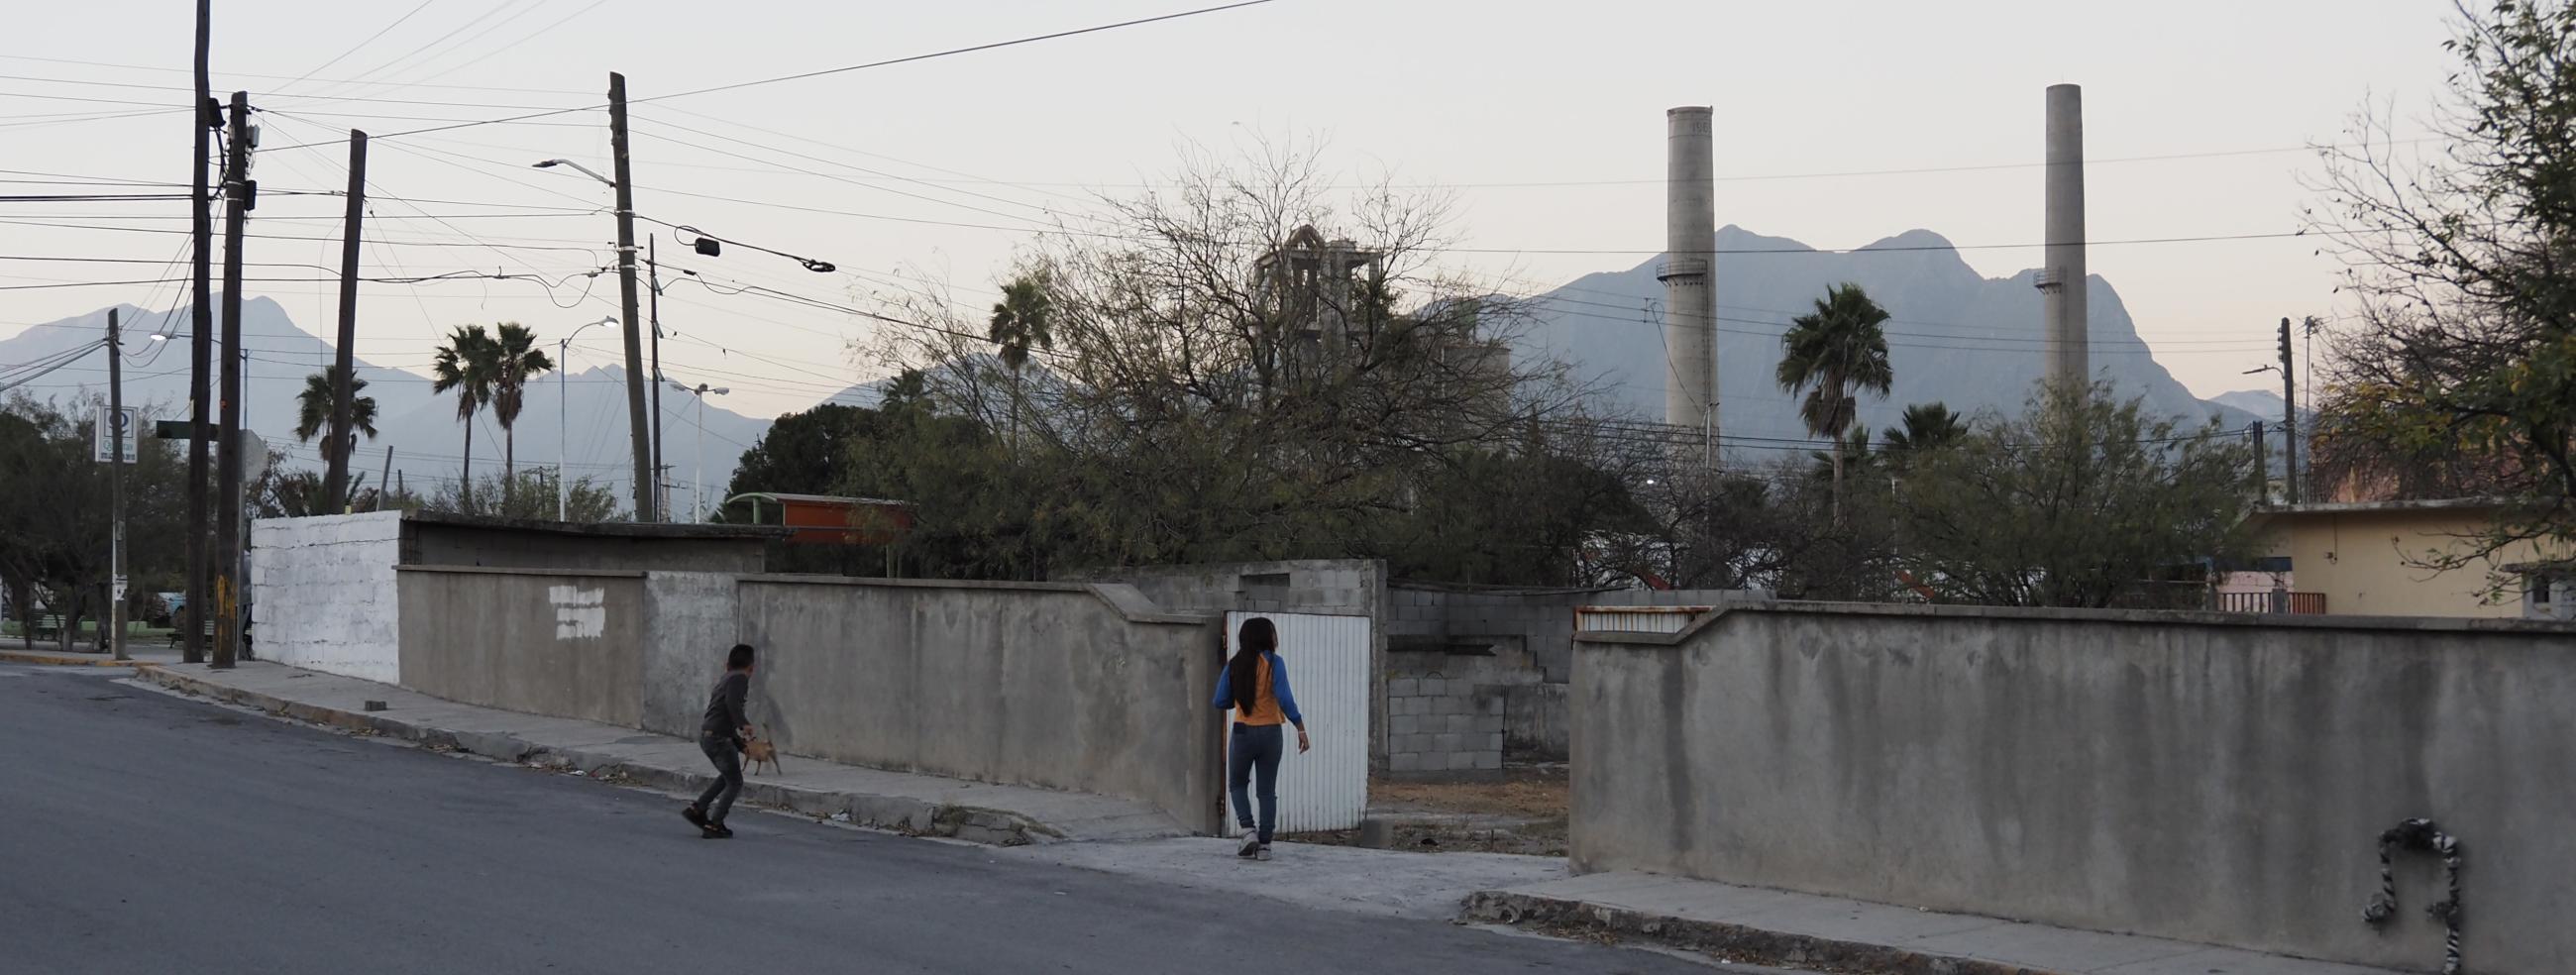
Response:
[1211,652,1303,727]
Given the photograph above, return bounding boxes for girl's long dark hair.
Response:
[1229,617,1278,712]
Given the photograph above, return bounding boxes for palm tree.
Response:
[430,325,497,513]
[988,272,1054,442]
[293,371,379,505]
[1775,282,1895,519]
[1882,402,1967,459]
[484,322,554,510]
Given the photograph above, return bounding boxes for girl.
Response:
[1212,616,1309,860]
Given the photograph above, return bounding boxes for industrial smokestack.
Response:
[1661,106,1718,460]
[2039,83,2088,389]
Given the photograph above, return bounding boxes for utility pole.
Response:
[213,89,250,670]
[648,234,666,523]
[324,130,367,510]
[377,444,394,511]
[2278,317,2299,505]
[107,309,129,662]
[184,0,213,666]
[606,72,654,522]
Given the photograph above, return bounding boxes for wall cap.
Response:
[396,565,649,580]
[730,573,1212,626]
[1572,598,2576,646]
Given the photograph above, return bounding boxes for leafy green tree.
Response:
[484,322,553,510]
[725,403,879,498]
[1776,283,1895,517]
[2308,0,2576,564]
[429,325,497,513]
[1892,382,2259,608]
[0,394,188,649]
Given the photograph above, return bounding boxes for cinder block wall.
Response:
[1383,673,1504,775]
[249,511,405,682]
[1574,603,2576,975]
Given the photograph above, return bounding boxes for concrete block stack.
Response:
[1384,673,1505,776]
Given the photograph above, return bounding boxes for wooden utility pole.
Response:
[325,130,367,510]
[2278,317,2300,505]
[183,0,212,665]
[107,309,129,662]
[607,72,654,522]
[376,444,394,511]
[213,90,250,670]
[648,234,665,521]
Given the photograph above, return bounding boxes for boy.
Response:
[682,643,756,838]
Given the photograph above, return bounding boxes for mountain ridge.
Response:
[1511,224,2263,454]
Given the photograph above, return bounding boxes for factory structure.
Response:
[1652,85,2093,462]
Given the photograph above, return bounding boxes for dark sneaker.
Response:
[1236,832,1259,857]
[683,806,707,829]
[711,822,735,839]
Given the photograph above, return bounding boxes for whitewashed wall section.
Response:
[248,511,405,683]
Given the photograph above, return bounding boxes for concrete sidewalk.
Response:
[1465,872,2412,975]
[136,660,1187,846]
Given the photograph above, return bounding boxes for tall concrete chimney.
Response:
[1661,106,1718,457]
[2039,83,2088,389]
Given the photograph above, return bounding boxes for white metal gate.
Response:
[1222,610,1370,836]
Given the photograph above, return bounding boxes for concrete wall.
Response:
[396,567,648,727]
[1572,602,2576,974]
[1060,560,1387,769]
[638,571,742,737]
[250,511,405,683]
[405,521,766,574]
[733,576,1224,832]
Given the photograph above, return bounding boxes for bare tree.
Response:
[2306,0,2576,566]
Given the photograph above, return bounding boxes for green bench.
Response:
[30,614,64,641]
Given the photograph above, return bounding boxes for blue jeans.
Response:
[697,734,743,823]
[1228,723,1285,843]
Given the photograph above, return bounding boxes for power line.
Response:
[0,53,591,95]
[268,0,438,94]
[258,0,1287,153]
[640,0,1282,105]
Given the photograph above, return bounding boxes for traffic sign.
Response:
[94,405,139,463]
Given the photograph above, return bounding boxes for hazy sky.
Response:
[4,0,2464,418]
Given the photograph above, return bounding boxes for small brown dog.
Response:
[743,726,783,776]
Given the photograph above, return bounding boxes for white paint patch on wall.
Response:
[550,586,606,640]
[249,511,406,684]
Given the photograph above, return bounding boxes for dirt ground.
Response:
[1292,764,1570,857]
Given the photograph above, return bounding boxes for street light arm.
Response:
[531,159,615,188]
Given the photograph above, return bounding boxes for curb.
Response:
[0,650,149,668]
[1459,889,2060,975]
[134,665,1062,847]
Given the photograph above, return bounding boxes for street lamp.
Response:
[558,316,618,521]
[531,158,614,187]
[667,380,728,523]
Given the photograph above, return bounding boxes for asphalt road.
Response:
[1,664,1717,975]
